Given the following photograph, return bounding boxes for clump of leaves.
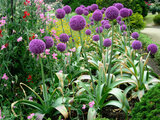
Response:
[131,83,160,120]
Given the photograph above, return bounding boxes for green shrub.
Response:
[131,83,160,120]
[62,0,96,10]
[153,14,160,25]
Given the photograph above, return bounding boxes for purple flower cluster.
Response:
[75,7,83,15]
[105,6,119,20]
[57,43,66,52]
[120,24,127,31]
[147,44,158,54]
[83,10,89,16]
[29,39,46,54]
[103,38,112,47]
[132,40,142,50]
[44,36,54,49]
[96,26,103,33]
[92,10,103,21]
[63,5,72,14]
[131,32,139,39]
[60,33,69,43]
[120,8,129,18]
[104,24,111,29]
[55,9,65,19]
[114,3,124,10]
[85,29,91,35]
[92,35,99,41]
[91,4,98,11]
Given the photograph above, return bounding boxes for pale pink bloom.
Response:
[31,53,35,58]
[69,47,76,52]
[51,29,56,34]
[17,36,22,42]
[45,49,50,55]
[4,84,7,87]
[0,20,6,25]
[40,13,44,19]
[53,19,57,23]
[27,113,35,120]
[52,53,57,59]
[47,6,52,11]
[35,34,38,38]
[0,110,5,119]
[29,97,33,101]
[59,70,63,73]
[82,104,86,109]
[2,16,7,19]
[2,73,8,80]
[65,52,70,56]
[15,93,18,96]
[55,35,59,40]
[12,81,15,84]
[40,28,44,33]
[40,53,46,58]
[13,30,16,33]
[89,101,95,108]
[1,45,6,50]
[50,13,55,16]
[36,55,39,61]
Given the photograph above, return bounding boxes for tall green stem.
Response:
[61,19,65,33]
[39,57,48,104]
[97,22,103,57]
[107,21,114,86]
[79,31,95,90]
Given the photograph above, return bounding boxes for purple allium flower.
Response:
[105,6,119,20]
[101,10,104,14]
[147,44,158,54]
[91,4,98,11]
[101,20,106,25]
[120,8,129,18]
[96,26,103,33]
[80,5,85,8]
[116,16,121,22]
[69,15,86,31]
[55,8,65,19]
[84,7,89,11]
[85,29,91,35]
[120,24,127,31]
[92,10,102,21]
[60,33,69,43]
[44,36,54,49]
[75,7,83,15]
[83,10,89,16]
[132,40,142,50]
[90,21,94,25]
[118,21,125,25]
[104,17,107,20]
[92,35,99,41]
[104,24,111,29]
[103,38,112,47]
[128,9,133,16]
[29,39,46,54]
[131,32,139,39]
[114,3,124,10]
[63,5,72,14]
[57,43,66,52]
[102,7,106,11]
[89,17,94,21]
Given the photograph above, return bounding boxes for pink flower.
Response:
[0,110,5,119]
[53,19,57,23]
[65,52,70,56]
[35,34,38,38]
[51,29,56,34]
[69,47,76,52]
[59,70,63,73]
[40,13,44,19]
[2,73,8,80]
[1,45,6,50]
[17,36,22,42]
[52,53,57,59]
[4,84,7,87]
[45,49,50,55]
[27,113,35,119]
[29,97,33,101]
[2,16,7,19]
[89,101,95,108]
[40,28,44,33]
[82,104,86,109]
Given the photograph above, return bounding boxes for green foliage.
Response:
[62,0,96,10]
[127,13,145,30]
[153,14,160,25]
[131,83,160,120]
[95,118,110,120]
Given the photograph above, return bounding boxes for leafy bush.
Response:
[131,83,160,120]
[62,0,96,10]
[153,14,160,25]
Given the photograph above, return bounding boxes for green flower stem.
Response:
[39,56,48,104]
[47,56,54,86]
[97,22,103,57]
[79,31,95,90]
[125,19,130,48]
[107,21,114,86]
[61,19,65,33]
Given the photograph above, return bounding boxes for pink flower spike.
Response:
[65,52,70,56]
[1,45,6,50]
[45,49,50,55]
[2,73,8,80]
[40,13,44,19]
[59,70,63,73]
[40,28,44,33]
[89,101,95,108]
[82,104,86,109]
[69,47,76,52]
[17,36,22,42]
[51,29,56,34]
[52,53,57,59]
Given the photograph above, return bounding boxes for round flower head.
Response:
[92,10,102,21]
[87,6,92,11]
[90,21,94,25]
[147,44,158,54]
[120,8,129,18]
[132,40,142,50]
[84,7,89,11]
[63,5,72,14]
[57,43,66,52]
[101,10,104,14]
[75,7,83,15]
[91,4,98,11]
[44,36,54,49]
[101,20,106,25]
[102,7,106,11]
[29,39,46,54]
[104,24,111,29]
[104,17,107,20]
[116,16,121,22]
[60,33,69,43]
[96,26,103,33]
[92,35,99,41]
[83,10,89,16]
[118,21,124,25]
[103,38,112,47]
[89,17,94,21]
[131,32,139,39]
[80,5,85,8]
[69,15,86,31]
[114,3,124,10]
[55,8,65,19]
[85,29,91,35]
[120,24,127,31]
[105,6,119,20]
[128,9,133,16]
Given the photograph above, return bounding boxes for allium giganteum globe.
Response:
[69,15,86,31]
[75,7,83,15]
[131,40,142,50]
[147,44,158,54]
[29,39,46,54]
[55,8,65,19]
[120,8,129,18]
[57,43,66,52]
[63,5,72,14]
[114,3,124,10]
[92,10,103,21]
[92,35,100,41]
[103,38,112,47]
[85,29,91,35]
[131,32,139,39]
[44,36,54,49]
[91,4,98,11]
[96,26,103,33]
[60,33,69,43]
[105,6,119,20]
